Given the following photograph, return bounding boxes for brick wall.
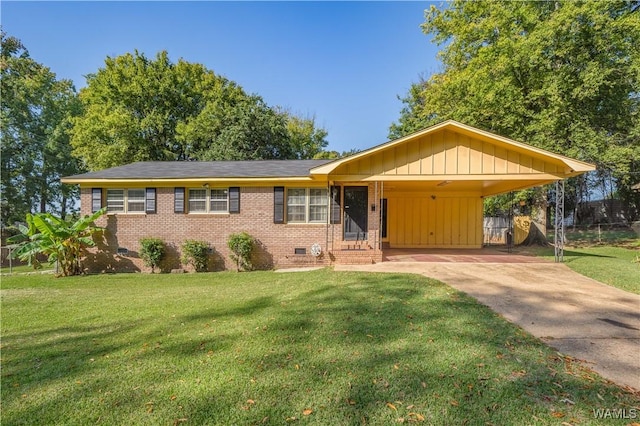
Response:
[81,184,382,273]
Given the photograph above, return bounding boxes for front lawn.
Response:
[528,246,640,294]
[1,270,638,425]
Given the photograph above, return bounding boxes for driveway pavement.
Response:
[335,261,640,390]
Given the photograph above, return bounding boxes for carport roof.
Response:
[310,120,596,196]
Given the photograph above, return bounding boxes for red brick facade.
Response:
[80,185,383,273]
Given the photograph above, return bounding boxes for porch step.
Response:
[339,242,372,251]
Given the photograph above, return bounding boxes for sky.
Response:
[2,1,442,153]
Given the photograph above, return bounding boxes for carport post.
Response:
[554,179,565,262]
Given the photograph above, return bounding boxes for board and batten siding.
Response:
[385,194,483,248]
[336,130,562,177]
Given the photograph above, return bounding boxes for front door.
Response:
[344,186,368,241]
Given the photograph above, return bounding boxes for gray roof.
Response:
[63,160,334,180]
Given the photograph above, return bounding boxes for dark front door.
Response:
[344,186,368,241]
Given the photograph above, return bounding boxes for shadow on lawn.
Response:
[164,274,635,424]
[3,272,637,425]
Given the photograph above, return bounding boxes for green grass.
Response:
[529,246,640,294]
[1,270,638,425]
[0,264,54,274]
[548,228,639,248]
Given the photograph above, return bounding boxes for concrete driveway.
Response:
[335,260,640,390]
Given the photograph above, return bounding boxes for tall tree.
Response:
[391,1,640,218]
[1,31,83,226]
[279,109,329,160]
[71,50,329,169]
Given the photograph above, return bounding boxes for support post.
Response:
[554,180,565,263]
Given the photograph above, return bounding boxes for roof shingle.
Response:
[63,160,334,180]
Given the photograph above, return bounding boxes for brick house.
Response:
[62,120,594,272]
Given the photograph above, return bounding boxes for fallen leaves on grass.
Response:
[387,402,397,411]
[302,409,313,416]
[408,412,425,421]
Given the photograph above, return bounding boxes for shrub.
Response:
[181,240,210,272]
[227,232,254,271]
[139,238,165,273]
[8,209,105,276]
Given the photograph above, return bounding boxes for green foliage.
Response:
[8,208,105,276]
[2,270,638,424]
[391,1,640,205]
[1,31,84,225]
[483,188,540,217]
[139,238,165,273]
[280,109,329,159]
[71,50,328,170]
[227,232,254,271]
[181,239,210,272]
[531,245,640,294]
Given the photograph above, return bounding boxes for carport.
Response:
[311,121,595,255]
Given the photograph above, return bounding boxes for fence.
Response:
[483,216,531,246]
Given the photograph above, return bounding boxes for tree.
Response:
[391,1,640,219]
[279,109,329,159]
[1,31,83,226]
[8,208,105,276]
[71,50,329,169]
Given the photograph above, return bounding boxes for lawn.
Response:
[0,264,54,274]
[528,246,640,295]
[1,270,638,425]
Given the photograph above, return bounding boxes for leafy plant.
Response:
[8,208,105,276]
[139,238,165,273]
[227,232,254,272]
[181,240,210,272]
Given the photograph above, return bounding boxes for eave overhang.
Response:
[310,120,595,179]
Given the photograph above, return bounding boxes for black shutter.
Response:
[145,188,156,214]
[330,185,341,224]
[91,188,103,213]
[274,186,284,224]
[229,187,240,213]
[174,187,185,213]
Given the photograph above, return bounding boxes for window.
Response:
[286,188,328,223]
[106,189,153,214]
[286,189,306,222]
[127,189,145,212]
[309,189,327,222]
[188,188,229,213]
[210,189,229,212]
[106,189,125,213]
[188,189,207,212]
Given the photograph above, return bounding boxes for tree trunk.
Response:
[61,195,67,219]
[519,187,549,246]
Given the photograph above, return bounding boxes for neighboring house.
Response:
[62,120,595,272]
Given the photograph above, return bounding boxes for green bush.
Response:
[227,232,254,272]
[139,238,165,273]
[181,240,210,272]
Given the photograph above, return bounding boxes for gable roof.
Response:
[310,120,595,177]
[62,159,333,183]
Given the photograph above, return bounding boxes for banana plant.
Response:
[8,208,106,276]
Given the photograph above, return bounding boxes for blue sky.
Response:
[2,1,441,153]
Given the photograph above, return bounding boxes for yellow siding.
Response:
[469,139,483,174]
[458,134,470,175]
[328,128,568,178]
[420,135,433,175]
[387,195,482,248]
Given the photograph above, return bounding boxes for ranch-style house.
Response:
[62,120,595,272]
